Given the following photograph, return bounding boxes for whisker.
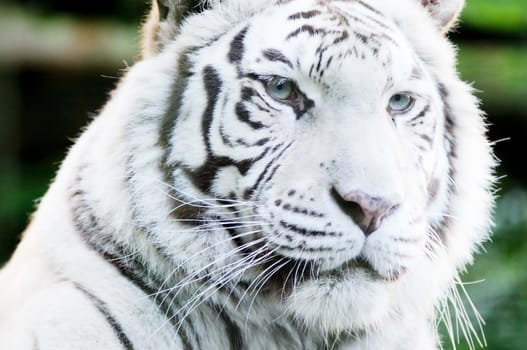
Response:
[154,236,267,307]
[168,247,276,335]
[149,245,273,338]
[437,276,487,350]
[244,258,289,327]
[149,230,265,301]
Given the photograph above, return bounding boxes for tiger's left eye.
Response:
[388,93,414,113]
[266,77,295,101]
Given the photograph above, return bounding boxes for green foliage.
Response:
[462,0,527,35]
[440,184,527,350]
[457,43,527,113]
[0,160,58,264]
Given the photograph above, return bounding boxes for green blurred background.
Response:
[0,1,525,348]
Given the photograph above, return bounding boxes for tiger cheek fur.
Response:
[0,0,494,349]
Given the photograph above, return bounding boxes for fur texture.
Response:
[0,0,494,349]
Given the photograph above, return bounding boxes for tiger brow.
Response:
[288,10,323,21]
[286,25,328,40]
[410,66,424,80]
[262,49,294,69]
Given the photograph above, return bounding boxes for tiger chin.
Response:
[0,0,495,349]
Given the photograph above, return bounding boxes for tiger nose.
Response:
[332,189,401,235]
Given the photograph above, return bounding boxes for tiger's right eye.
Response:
[388,93,415,113]
[266,77,296,101]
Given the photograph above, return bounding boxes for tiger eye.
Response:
[266,77,295,101]
[388,93,415,113]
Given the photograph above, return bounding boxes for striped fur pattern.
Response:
[0,0,494,349]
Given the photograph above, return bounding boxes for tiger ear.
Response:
[419,0,465,32]
[141,0,212,58]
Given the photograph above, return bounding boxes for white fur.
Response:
[0,0,494,349]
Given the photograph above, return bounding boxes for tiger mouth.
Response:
[319,257,405,282]
[345,256,375,271]
[318,256,378,279]
[256,253,405,296]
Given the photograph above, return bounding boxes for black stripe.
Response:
[228,26,249,65]
[354,31,368,44]
[416,132,433,145]
[251,146,272,163]
[160,47,197,175]
[354,0,384,17]
[244,142,292,198]
[279,220,340,237]
[214,305,245,350]
[315,46,328,73]
[253,101,272,113]
[287,25,327,40]
[178,315,200,350]
[262,49,294,69]
[333,30,349,44]
[434,82,457,243]
[73,283,135,350]
[202,65,223,153]
[278,203,324,218]
[326,56,334,69]
[275,240,341,253]
[254,137,271,146]
[220,125,270,147]
[309,63,315,78]
[288,10,322,20]
[258,151,289,193]
[258,163,282,196]
[408,105,431,125]
[236,101,265,129]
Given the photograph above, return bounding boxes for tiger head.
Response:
[130,0,494,334]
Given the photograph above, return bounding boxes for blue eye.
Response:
[266,77,295,101]
[388,93,414,113]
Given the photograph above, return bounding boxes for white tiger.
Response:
[0,0,495,349]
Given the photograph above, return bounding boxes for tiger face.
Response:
[238,2,447,280]
[153,0,482,333]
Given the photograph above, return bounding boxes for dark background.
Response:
[0,1,526,349]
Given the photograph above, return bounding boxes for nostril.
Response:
[331,188,400,235]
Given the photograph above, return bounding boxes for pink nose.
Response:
[333,189,401,235]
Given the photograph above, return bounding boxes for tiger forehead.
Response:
[252,0,402,64]
[282,0,399,42]
[246,0,403,82]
